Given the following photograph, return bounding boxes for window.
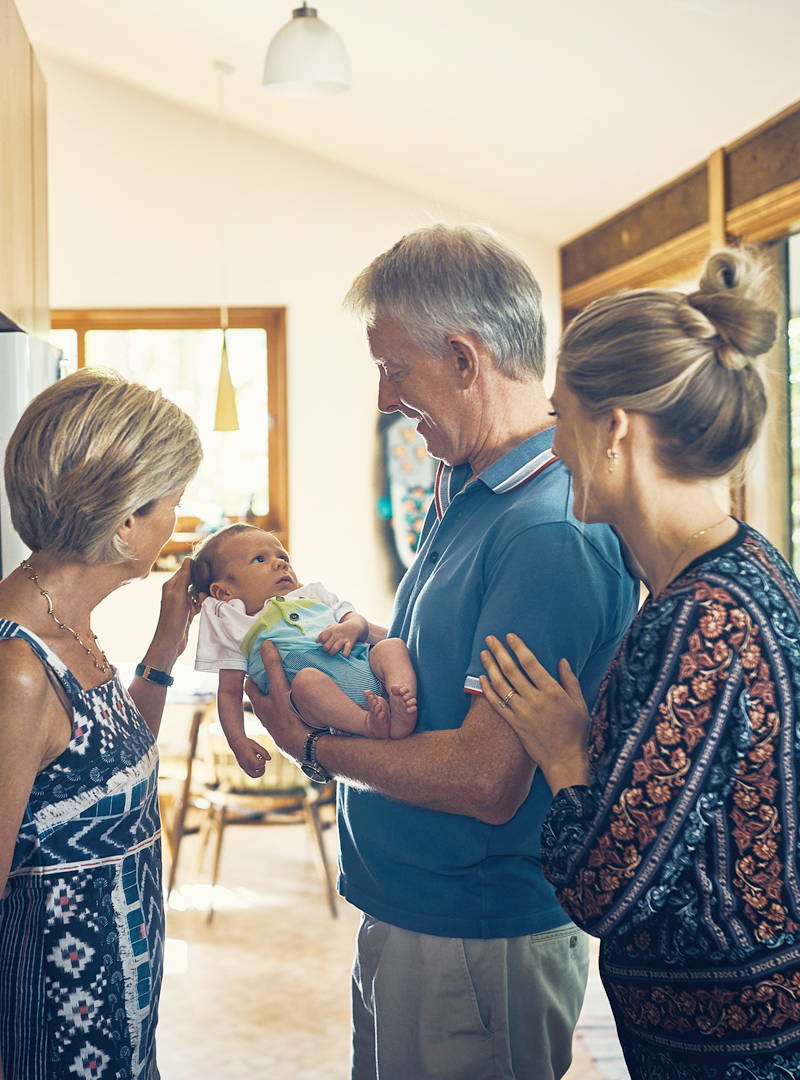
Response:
[50,308,288,542]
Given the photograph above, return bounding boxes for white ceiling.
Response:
[15,0,800,243]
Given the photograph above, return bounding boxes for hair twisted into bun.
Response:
[686,251,777,369]
[559,247,777,479]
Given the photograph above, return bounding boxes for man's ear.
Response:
[447,333,481,389]
[210,581,232,601]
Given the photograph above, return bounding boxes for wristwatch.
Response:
[300,729,332,784]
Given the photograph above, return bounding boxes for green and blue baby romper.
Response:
[195,582,384,705]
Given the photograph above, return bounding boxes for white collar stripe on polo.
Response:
[434,459,446,521]
[492,449,559,493]
[434,448,559,520]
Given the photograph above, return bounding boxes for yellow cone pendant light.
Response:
[214,329,239,431]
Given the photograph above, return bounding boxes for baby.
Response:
[191,524,417,776]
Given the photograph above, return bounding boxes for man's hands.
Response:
[245,642,309,764]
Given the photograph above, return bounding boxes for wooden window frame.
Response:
[50,306,289,542]
[558,100,800,550]
[560,101,800,323]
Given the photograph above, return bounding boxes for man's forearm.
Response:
[315,715,535,824]
[246,644,535,823]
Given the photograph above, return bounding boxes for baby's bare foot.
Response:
[364,691,391,739]
[388,685,418,739]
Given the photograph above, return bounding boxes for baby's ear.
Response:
[209,581,231,601]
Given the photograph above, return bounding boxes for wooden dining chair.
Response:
[161,698,216,898]
[195,718,338,922]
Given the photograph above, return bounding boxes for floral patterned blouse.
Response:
[543,523,800,1080]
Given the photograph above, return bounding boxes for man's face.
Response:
[368,314,468,465]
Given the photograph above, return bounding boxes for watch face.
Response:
[300,761,327,784]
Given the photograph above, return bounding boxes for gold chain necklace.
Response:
[663,516,730,591]
[20,559,111,673]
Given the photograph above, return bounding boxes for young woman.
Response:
[481,249,800,1079]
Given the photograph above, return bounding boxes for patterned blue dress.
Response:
[542,524,800,1079]
[0,622,163,1079]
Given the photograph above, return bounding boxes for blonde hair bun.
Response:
[686,249,777,368]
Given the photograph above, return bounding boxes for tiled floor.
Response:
[157,815,627,1078]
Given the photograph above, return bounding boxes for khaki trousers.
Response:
[351,914,589,1080]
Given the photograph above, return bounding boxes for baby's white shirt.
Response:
[194,582,354,674]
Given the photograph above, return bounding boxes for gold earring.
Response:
[606,448,619,474]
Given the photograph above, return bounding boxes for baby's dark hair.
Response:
[190,522,261,595]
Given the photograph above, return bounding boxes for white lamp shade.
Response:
[263,8,351,97]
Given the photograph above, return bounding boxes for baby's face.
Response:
[214,531,299,615]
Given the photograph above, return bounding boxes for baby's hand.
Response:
[230,737,271,778]
[317,622,360,657]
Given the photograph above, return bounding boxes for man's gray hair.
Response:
[345,224,546,380]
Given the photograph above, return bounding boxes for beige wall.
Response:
[40,56,559,662]
[0,0,47,334]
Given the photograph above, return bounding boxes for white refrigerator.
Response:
[0,329,65,578]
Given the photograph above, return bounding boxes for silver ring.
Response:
[501,689,517,708]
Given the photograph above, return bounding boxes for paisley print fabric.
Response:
[542,524,800,1078]
[0,622,163,1079]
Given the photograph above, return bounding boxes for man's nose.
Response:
[377,373,400,414]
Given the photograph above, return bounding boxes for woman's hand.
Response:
[148,558,199,667]
[480,633,591,794]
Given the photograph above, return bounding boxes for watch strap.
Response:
[303,729,332,783]
[135,662,174,687]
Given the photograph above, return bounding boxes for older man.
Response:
[249,225,637,1079]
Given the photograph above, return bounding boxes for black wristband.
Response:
[135,663,174,687]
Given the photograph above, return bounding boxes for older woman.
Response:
[0,369,202,1080]
[480,249,800,1079]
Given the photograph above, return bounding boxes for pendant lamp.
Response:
[262,3,351,96]
[214,329,240,431]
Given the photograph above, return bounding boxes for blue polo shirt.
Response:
[338,428,637,938]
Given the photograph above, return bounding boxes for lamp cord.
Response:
[213,60,234,332]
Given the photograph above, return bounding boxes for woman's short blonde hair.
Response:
[560,248,777,479]
[5,368,203,564]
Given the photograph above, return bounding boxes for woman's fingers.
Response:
[504,633,557,689]
[161,559,197,616]
[480,643,515,702]
[479,673,512,714]
[558,658,588,712]
[483,635,531,694]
